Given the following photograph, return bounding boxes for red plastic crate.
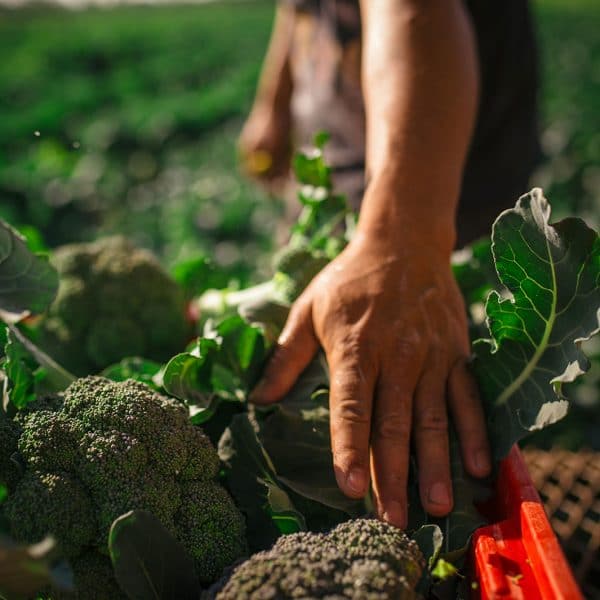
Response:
[471,445,582,599]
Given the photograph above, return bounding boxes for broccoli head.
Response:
[51,551,127,600]
[216,518,425,599]
[0,415,21,490]
[2,377,247,592]
[39,236,190,375]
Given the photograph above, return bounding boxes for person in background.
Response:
[239,0,540,528]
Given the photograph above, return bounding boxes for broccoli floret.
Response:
[216,518,425,599]
[51,551,127,600]
[0,415,21,489]
[2,377,247,592]
[176,481,247,584]
[18,411,82,472]
[39,236,190,375]
[4,471,96,558]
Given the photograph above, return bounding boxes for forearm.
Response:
[252,5,294,111]
[358,0,479,253]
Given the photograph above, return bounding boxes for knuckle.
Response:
[333,398,370,427]
[372,412,411,442]
[415,408,448,433]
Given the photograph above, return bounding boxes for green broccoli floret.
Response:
[4,471,96,558]
[2,377,247,593]
[176,481,247,584]
[39,236,190,375]
[0,415,21,490]
[51,551,127,600]
[216,518,425,599]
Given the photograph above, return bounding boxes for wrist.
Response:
[355,172,457,256]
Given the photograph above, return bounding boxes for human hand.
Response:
[238,103,291,184]
[250,229,491,528]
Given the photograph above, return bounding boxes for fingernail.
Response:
[382,501,406,529]
[474,449,491,474]
[346,468,367,495]
[428,482,451,506]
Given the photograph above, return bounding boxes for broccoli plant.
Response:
[215,518,425,599]
[2,376,247,595]
[38,236,190,375]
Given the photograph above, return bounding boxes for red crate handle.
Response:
[471,446,582,599]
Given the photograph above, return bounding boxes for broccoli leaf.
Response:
[163,317,266,408]
[109,510,200,600]
[218,413,305,552]
[3,324,75,409]
[473,189,600,459]
[101,357,163,391]
[0,220,58,322]
[162,338,219,408]
[254,355,364,515]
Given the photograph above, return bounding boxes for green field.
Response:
[0,0,598,283]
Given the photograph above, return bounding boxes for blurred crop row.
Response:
[1,1,599,276]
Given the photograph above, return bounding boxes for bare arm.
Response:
[252,0,490,527]
[359,0,478,250]
[238,6,294,181]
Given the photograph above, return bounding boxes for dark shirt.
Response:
[282,0,541,246]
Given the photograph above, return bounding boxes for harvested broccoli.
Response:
[39,236,189,375]
[0,415,21,490]
[3,376,247,593]
[216,518,425,599]
[52,552,127,600]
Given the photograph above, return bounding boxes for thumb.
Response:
[250,297,318,404]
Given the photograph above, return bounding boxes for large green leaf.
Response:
[218,413,305,552]
[254,356,364,515]
[109,510,200,600]
[163,317,266,409]
[0,220,58,322]
[473,189,600,459]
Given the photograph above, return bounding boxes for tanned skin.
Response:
[240,0,491,528]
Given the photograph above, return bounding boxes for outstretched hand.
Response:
[250,230,491,528]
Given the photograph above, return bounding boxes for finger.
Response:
[448,357,491,477]
[370,375,414,529]
[329,344,376,499]
[413,351,453,517]
[250,297,318,404]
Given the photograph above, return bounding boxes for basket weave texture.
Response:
[523,448,600,599]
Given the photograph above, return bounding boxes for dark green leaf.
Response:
[474,189,600,459]
[3,325,75,408]
[0,220,58,322]
[109,510,200,600]
[162,338,219,407]
[218,413,305,552]
[412,525,443,570]
[101,357,163,390]
[255,355,364,515]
